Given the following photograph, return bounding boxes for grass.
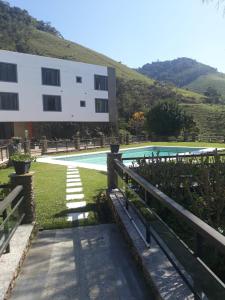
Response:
[0,162,107,230]
[182,103,225,137]
[185,73,225,98]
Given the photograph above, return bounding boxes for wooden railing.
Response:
[0,185,24,256]
[110,157,225,299]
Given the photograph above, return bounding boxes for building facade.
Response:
[0,50,117,139]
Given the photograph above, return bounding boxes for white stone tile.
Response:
[66,201,86,209]
[67,212,89,221]
[67,171,79,175]
[66,187,83,193]
[66,194,84,201]
[67,174,80,178]
[67,182,82,187]
[66,179,81,183]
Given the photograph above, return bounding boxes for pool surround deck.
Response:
[37,145,219,171]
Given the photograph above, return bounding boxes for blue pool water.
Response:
[56,146,206,166]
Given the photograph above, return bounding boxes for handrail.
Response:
[0,185,23,213]
[114,159,225,255]
[0,185,24,256]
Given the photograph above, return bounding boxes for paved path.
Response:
[10,224,152,300]
[65,166,89,222]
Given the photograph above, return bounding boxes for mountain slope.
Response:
[27,29,154,83]
[137,58,225,98]
[184,72,225,97]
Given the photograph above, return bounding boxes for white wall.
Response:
[0,50,109,122]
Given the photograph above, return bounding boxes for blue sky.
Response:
[7,0,225,72]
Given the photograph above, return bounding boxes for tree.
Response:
[204,87,222,104]
[128,111,145,135]
[146,100,197,138]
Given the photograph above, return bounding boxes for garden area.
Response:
[0,162,108,230]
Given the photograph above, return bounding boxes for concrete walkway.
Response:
[10,224,152,300]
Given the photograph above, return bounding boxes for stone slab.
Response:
[67,175,80,179]
[66,182,82,187]
[66,194,84,201]
[67,171,79,175]
[66,201,86,209]
[67,212,89,221]
[0,224,34,300]
[11,225,152,299]
[66,179,81,183]
[66,187,83,194]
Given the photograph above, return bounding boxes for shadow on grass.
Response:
[54,191,113,225]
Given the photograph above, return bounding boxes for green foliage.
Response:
[10,152,35,162]
[0,0,61,52]
[134,154,225,280]
[146,100,197,138]
[136,155,225,230]
[204,86,222,104]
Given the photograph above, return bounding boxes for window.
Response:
[43,95,62,111]
[80,100,86,107]
[42,68,60,86]
[94,75,108,91]
[0,62,17,82]
[76,76,82,83]
[0,92,19,110]
[95,98,108,113]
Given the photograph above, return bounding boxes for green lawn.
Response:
[0,163,107,229]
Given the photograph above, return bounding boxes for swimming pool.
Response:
[55,146,208,167]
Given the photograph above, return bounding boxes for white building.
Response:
[0,50,117,138]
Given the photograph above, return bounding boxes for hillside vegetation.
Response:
[137,57,225,99]
[182,103,225,137]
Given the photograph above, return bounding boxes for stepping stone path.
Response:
[66,166,89,222]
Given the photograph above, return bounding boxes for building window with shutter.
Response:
[95,98,108,113]
[42,68,60,86]
[0,92,19,110]
[0,62,17,82]
[94,75,108,90]
[43,95,62,111]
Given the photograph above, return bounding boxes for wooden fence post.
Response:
[74,132,80,150]
[41,136,48,155]
[107,152,122,190]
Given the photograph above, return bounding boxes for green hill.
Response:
[136,57,225,99]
